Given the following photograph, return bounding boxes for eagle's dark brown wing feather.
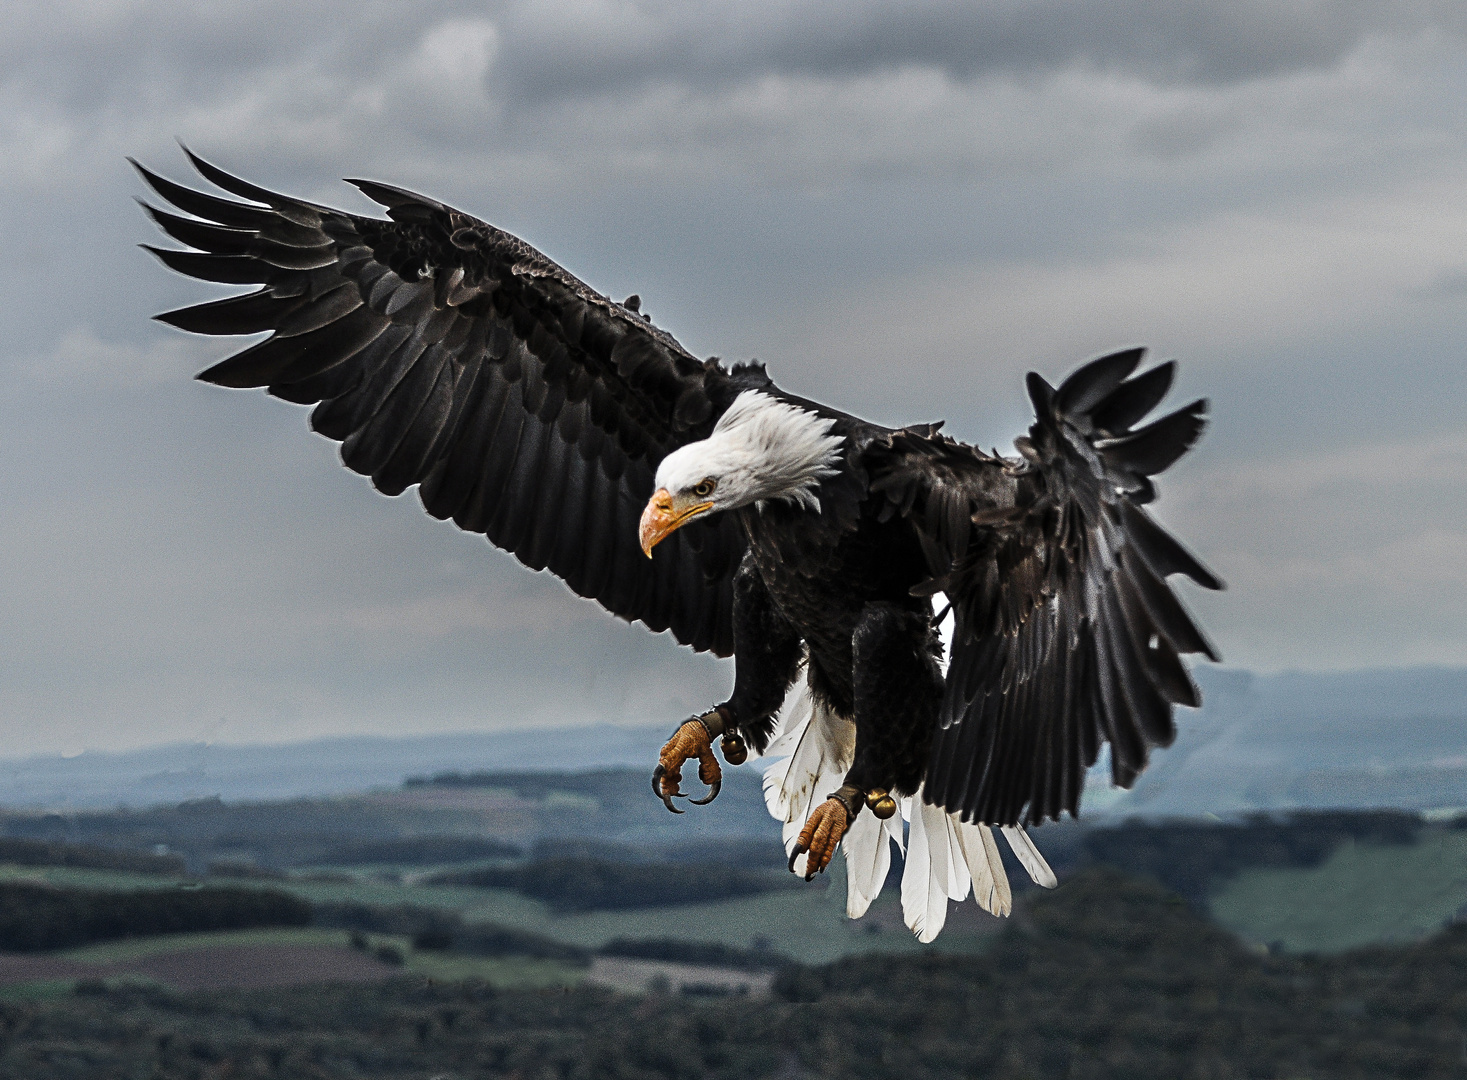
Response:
[867,349,1222,826]
[138,150,746,655]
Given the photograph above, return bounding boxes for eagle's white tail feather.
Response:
[898,783,1018,924]
[956,821,1013,916]
[943,811,972,903]
[840,809,890,919]
[761,678,854,878]
[1001,825,1058,888]
[760,691,812,820]
[982,826,1014,914]
[955,821,998,915]
[884,797,906,857]
[901,791,958,943]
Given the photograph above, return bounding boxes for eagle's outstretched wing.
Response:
[867,349,1222,826]
[138,150,747,655]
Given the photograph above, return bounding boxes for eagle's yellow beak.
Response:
[639,488,715,557]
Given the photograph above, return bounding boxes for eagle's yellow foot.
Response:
[789,791,858,881]
[652,717,721,813]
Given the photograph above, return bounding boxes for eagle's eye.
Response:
[693,478,717,498]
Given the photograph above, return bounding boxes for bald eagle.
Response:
[138,151,1221,941]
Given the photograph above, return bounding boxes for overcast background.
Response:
[0,0,1463,757]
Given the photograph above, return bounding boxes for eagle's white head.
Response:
[639,390,845,556]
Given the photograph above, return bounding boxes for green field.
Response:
[5,817,1465,967]
[53,927,587,992]
[0,865,194,892]
[1209,827,1467,953]
[287,871,885,964]
[58,926,355,963]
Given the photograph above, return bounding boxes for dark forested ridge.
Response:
[0,838,183,876]
[0,870,1463,1078]
[0,882,311,952]
[425,855,798,910]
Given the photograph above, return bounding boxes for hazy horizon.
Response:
[0,660,1460,762]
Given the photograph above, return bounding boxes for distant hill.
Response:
[0,665,1462,815]
[1089,665,1467,818]
[0,725,672,809]
[0,768,781,873]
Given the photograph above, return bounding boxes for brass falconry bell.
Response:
[720,731,748,765]
[866,788,897,819]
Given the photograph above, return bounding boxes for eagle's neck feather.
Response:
[656,390,845,513]
[712,391,844,511]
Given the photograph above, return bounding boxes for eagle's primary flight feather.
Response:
[138,150,1221,939]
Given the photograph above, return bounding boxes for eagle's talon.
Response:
[789,797,850,880]
[653,717,721,813]
[650,764,685,813]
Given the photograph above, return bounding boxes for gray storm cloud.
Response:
[0,1,1463,754]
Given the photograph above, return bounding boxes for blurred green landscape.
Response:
[0,768,1462,1075]
[0,869,1463,1077]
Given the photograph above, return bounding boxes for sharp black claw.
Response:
[788,844,805,874]
[651,765,685,814]
[689,779,720,805]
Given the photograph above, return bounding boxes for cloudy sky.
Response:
[0,0,1464,756]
